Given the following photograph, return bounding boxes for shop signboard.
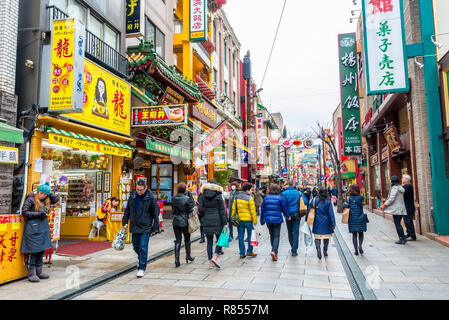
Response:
[189,102,217,128]
[64,59,131,136]
[189,0,207,42]
[201,122,232,153]
[257,113,265,170]
[161,87,185,105]
[49,18,85,114]
[0,146,18,164]
[132,104,188,127]
[338,33,363,156]
[384,125,402,152]
[126,0,145,38]
[146,138,192,160]
[362,0,409,95]
[48,133,133,158]
[213,151,227,171]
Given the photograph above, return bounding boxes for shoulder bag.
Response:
[299,193,307,217]
[307,198,317,226]
[230,196,240,227]
[342,196,350,224]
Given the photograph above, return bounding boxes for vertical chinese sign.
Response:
[126,0,144,38]
[256,113,265,170]
[338,33,362,156]
[49,18,85,113]
[362,0,409,94]
[190,0,208,42]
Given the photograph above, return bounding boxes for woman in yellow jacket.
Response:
[232,183,258,258]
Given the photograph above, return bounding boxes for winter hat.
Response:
[37,182,52,195]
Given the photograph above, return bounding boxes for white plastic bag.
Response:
[112,224,128,251]
[250,228,259,247]
[300,221,313,247]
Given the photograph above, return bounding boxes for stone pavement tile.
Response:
[189,287,245,299]
[330,289,354,299]
[242,291,301,300]
[373,282,419,290]
[303,279,352,291]
[204,274,254,283]
[150,294,211,300]
[422,265,449,272]
[402,270,449,277]
[304,269,346,277]
[1,290,52,300]
[221,282,275,293]
[95,291,155,300]
[380,275,439,283]
[280,273,329,282]
[356,260,395,266]
[160,273,208,281]
[175,280,225,288]
[301,295,345,300]
[140,285,193,295]
[128,278,178,286]
[416,283,449,291]
[436,277,449,283]
[280,268,306,275]
[189,268,235,275]
[275,285,330,297]
[97,283,145,292]
[73,290,107,300]
[328,276,350,283]
[377,265,424,271]
[252,276,303,287]
[392,290,449,300]
[252,271,282,278]
[372,289,395,299]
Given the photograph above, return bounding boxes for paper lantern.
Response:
[293,140,302,146]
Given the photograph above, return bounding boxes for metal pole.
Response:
[418,0,449,234]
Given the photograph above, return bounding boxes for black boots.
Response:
[395,239,407,245]
[199,226,205,243]
[174,242,181,267]
[185,241,195,263]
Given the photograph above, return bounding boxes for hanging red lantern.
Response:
[293,140,302,146]
[296,164,301,168]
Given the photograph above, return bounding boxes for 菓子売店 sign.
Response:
[362,0,409,95]
[49,18,85,113]
[189,0,207,42]
[63,59,131,136]
[0,146,18,164]
[126,0,144,38]
[338,33,362,156]
[48,133,132,158]
[132,104,187,127]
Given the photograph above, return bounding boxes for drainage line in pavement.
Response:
[47,236,201,300]
[333,227,377,300]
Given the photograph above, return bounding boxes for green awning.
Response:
[331,172,356,180]
[45,127,133,150]
[0,122,24,144]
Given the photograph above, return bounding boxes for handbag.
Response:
[188,212,201,233]
[342,196,350,224]
[307,198,317,226]
[299,193,307,217]
[250,228,259,247]
[112,224,128,251]
[216,227,230,247]
[230,197,240,227]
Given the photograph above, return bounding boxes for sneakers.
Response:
[291,252,298,257]
[211,255,221,268]
[246,252,257,257]
[136,269,145,278]
[395,239,407,245]
[240,255,246,259]
[271,251,278,261]
[209,261,215,269]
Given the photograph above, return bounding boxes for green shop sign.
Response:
[338,33,362,156]
[146,138,191,160]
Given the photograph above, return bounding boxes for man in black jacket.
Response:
[122,180,159,277]
[402,175,416,241]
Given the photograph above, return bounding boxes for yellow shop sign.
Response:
[49,133,132,158]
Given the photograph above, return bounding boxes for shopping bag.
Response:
[188,212,201,233]
[250,228,259,247]
[216,227,230,247]
[342,208,350,224]
[112,224,128,251]
[300,222,313,247]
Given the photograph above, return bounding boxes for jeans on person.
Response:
[173,225,190,244]
[404,211,416,239]
[392,215,406,241]
[206,234,221,260]
[132,233,150,271]
[228,219,234,238]
[286,216,300,254]
[238,221,254,256]
[25,251,45,270]
[266,223,281,254]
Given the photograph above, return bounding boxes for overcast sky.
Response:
[224,0,362,133]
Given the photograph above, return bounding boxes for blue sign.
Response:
[282,168,288,174]
[240,149,248,164]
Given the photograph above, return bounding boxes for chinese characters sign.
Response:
[132,105,187,127]
[49,18,85,113]
[257,113,265,170]
[126,0,144,38]
[146,138,192,160]
[200,122,232,153]
[189,0,208,42]
[362,0,409,94]
[338,33,362,156]
[0,147,18,164]
[64,59,131,136]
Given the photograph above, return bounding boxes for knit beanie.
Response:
[37,182,52,195]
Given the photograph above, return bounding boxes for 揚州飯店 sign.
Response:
[362,0,409,95]
[338,33,362,156]
[189,0,207,42]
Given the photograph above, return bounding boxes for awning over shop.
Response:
[330,172,356,180]
[0,121,24,144]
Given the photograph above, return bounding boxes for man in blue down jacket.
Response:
[281,181,309,256]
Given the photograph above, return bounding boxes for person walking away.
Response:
[402,175,416,241]
[228,182,241,242]
[260,184,290,261]
[198,180,227,268]
[281,181,308,256]
[380,176,407,245]
[305,187,336,259]
[21,182,60,282]
[198,184,206,243]
[312,187,318,199]
[331,185,338,206]
[122,180,159,278]
[343,184,367,255]
[232,183,258,258]
[254,188,264,217]
[172,183,195,267]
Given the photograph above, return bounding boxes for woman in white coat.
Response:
[380,176,408,244]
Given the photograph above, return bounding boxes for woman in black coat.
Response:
[172,183,195,267]
[21,183,59,282]
[198,180,227,268]
[343,184,367,256]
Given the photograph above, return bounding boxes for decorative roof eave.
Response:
[131,85,157,106]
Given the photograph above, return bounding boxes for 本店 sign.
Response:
[126,0,144,38]
[0,147,18,164]
[64,59,131,136]
[49,18,85,113]
[338,33,362,156]
[132,104,188,127]
[189,0,207,42]
[362,0,409,95]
